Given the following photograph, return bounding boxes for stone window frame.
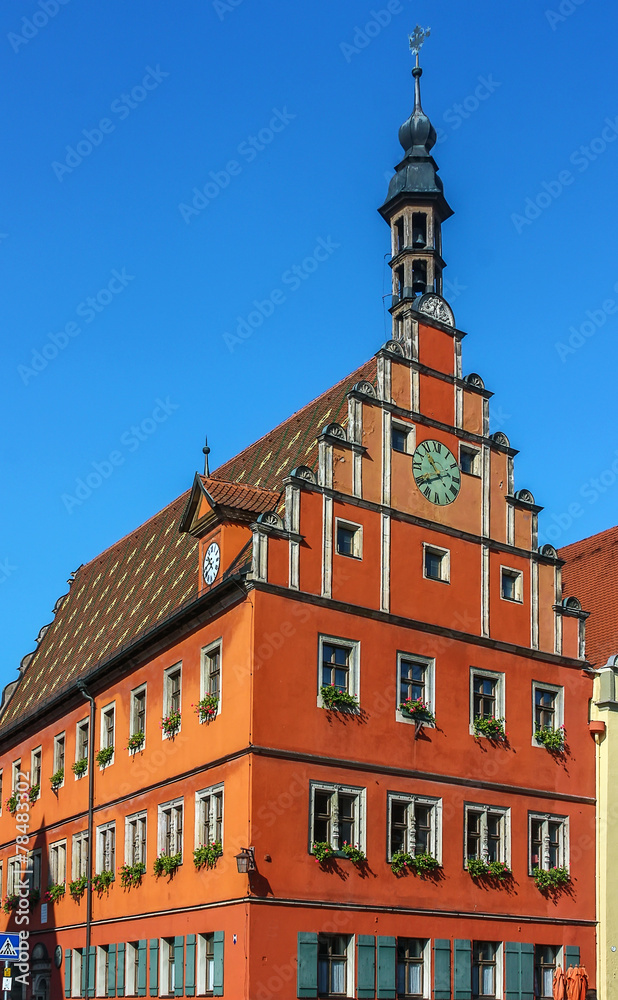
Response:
[317,635,361,710]
[463,802,511,869]
[386,790,442,863]
[309,780,366,856]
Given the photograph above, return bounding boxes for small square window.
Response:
[501,567,523,602]
[423,545,449,583]
[470,669,505,735]
[336,520,362,559]
[392,424,412,454]
[396,653,435,725]
[318,635,360,708]
[532,683,564,744]
[460,446,480,476]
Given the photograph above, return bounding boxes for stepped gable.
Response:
[0,493,198,730]
[560,525,618,667]
[210,357,377,490]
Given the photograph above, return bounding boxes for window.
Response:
[532,683,564,741]
[465,805,509,866]
[318,935,351,997]
[72,832,89,879]
[310,782,365,853]
[201,641,221,713]
[423,544,449,583]
[388,793,441,861]
[7,857,20,895]
[26,850,42,895]
[460,445,481,476]
[196,785,223,849]
[101,704,115,752]
[31,747,42,794]
[197,934,215,996]
[125,812,147,865]
[163,664,182,721]
[49,841,67,884]
[501,567,523,602]
[534,946,559,999]
[470,670,504,732]
[397,938,428,999]
[54,733,66,778]
[472,942,500,999]
[76,719,89,764]
[96,822,116,874]
[159,800,183,858]
[161,938,176,997]
[130,685,146,745]
[72,950,83,999]
[126,942,140,997]
[392,423,413,455]
[396,653,434,724]
[395,217,405,253]
[96,946,109,998]
[318,636,359,707]
[11,760,21,792]
[529,813,568,872]
[0,771,3,814]
[335,520,362,559]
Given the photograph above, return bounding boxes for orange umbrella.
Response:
[576,965,588,1000]
[565,965,578,1000]
[553,965,566,1000]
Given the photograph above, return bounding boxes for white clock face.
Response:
[413,439,461,505]
[203,542,220,585]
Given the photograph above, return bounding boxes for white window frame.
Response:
[317,635,360,709]
[534,945,563,1000]
[200,639,222,718]
[335,518,363,559]
[423,543,450,583]
[126,941,139,997]
[528,812,569,874]
[387,792,442,863]
[160,937,176,997]
[500,565,523,603]
[391,420,415,455]
[72,949,83,999]
[11,760,21,792]
[96,945,109,998]
[472,941,503,1000]
[96,821,116,875]
[30,747,42,795]
[49,840,67,885]
[396,937,431,1000]
[195,784,224,850]
[162,663,182,737]
[469,668,505,735]
[100,702,116,765]
[75,718,90,774]
[317,933,355,999]
[309,781,366,854]
[130,684,147,751]
[7,857,20,896]
[464,803,510,869]
[0,770,3,814]
[196,933,215,996]
[459,444,481,477]
[53,732,66,783]
[395,652,435,726]
[531,682,564,746]
[72,831,89,880]
[158,799,184,859]
[125,811,148,866]
[27,850,42,894]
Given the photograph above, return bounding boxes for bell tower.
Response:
[379,27,454,342]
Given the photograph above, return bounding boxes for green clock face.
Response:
[413,439,461,505]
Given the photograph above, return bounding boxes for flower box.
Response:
[119,862,146,888]
[341,842,366,864]
[320,685,358,710]
[194,695,219,723]
[127,731,145,753]
[2,894,19,914]
[153,853,182,877]
[69,876,88,899]
[50,769,64,791]
[46,883,66,904]
[399,698,436,725]
[312,842,337,864]
[4,795,17,815]
[193,841,222,870]
[390,851,441,875]
[532,865,570,890]
[96,746,114,768]
[29,784,40,804]
[534,725,565,752]
[92,870,114,893]
[160,710,181,737]
[71,758,88,778]
[467,858,512,880]
[473,716,507,741]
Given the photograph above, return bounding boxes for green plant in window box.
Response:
[160,709,181,737]
[312,842,337,865]
[534,725,566,752]
[92,870,114,893]
[29,784,40,805]
[50,769,64,791]
[320,685,358,710]
[399,698,436,725]
[467,858,512,880]
[69,876,88,899]
[95,746,114,768]
[119,862,146,888]
[2,894,19,914]
[532,866,570,890]
[390,851,414,874]
[193,841,222,870]
[153,853,182,878]
[194,695,219,723]
[473,716,507,741]
[410,852,441,875]
[29,888,40,909]
[71,758,88,778]
[341,842,366,864]
[4,794,18,814]
[46,883,66,903]
[127,731,145,753]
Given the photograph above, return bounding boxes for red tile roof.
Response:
[560,525,618,667]
[202,478,280,513]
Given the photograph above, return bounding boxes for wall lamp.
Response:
[234,847,256,874]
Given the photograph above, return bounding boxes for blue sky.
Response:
[2,0,618,691]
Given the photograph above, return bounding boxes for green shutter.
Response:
[377,936,396,999]
[81,949,87,997]
[88,946,96,998]
[357,936,375,998]
[504,942,521,1000]
[434,940,452,1000]
[454,940,471,1000]
[117,943,125,998]
[520,943,534,1000]
[565,946,580,971]
[138,940,147,997]
[297,932,318,998]
[108,943,117,997]
[174,937,184,996]
[213,931,224,997]
[64,950,71,998]
[149,940,159,997]
[185,935,196,997]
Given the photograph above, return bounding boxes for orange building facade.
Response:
[0,42,596,1000]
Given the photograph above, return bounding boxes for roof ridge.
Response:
[559,523,618,555]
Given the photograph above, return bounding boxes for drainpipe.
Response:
[77,680,95,997]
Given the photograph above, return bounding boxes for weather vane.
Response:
[409,25,431,58]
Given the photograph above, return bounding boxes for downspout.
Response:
[77,680,95,997]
